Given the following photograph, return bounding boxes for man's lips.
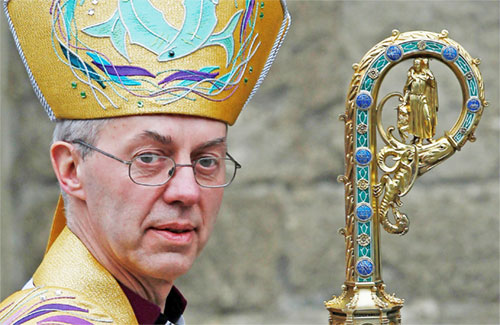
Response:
[150,223,196,244]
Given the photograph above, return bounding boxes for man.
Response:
[1,0,290,323]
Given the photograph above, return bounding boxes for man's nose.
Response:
[162,164,201,206]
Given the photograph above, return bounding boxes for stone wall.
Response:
[1,1,499,323]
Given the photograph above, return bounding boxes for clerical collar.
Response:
[119,283,187,324]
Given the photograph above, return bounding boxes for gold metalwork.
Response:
[357,179,369,191]
[368,68,380,79]
[357,122,368,135]
[357,233,371,247]
[417,40,427,50]
[373,141,417,235]
[325,283,403,325]
[399,58,439,143]
[326,30,486,324]
[379,284,404,305]
[337,105,357,282]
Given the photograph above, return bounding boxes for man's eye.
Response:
[137,154,159,164]
[197,157,218,169]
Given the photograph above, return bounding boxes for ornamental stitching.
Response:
[49,0,262,109]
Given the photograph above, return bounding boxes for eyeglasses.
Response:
[71,139,241,188]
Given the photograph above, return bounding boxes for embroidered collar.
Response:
[32,227,137,324]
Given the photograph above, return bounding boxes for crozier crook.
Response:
[325,29,487,324]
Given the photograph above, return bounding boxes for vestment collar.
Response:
[33,226,137,324]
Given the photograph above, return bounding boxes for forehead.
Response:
[96,114,227,146]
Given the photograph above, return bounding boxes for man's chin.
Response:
[141,253,196,281]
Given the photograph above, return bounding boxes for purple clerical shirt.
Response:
[119,283,187,325]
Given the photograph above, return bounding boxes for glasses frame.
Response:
[71,139,241,188]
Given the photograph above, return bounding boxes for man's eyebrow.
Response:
[134,131,172,145]
[194,137,227,152]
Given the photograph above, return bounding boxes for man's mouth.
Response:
[165,228,191,234]
[158,223,195,233]
[151,223,196,244]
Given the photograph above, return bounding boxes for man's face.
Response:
[78,115,226,283]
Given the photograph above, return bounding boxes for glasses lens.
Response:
[194,158,237,187]
[130,154,175,186]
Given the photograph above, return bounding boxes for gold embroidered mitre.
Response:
[4,0,290,124]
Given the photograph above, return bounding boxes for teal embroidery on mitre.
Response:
[49,0,264,109]
[175,66,220,87]
[62,0,78,40]
[86,52,142,86]
[83,0,243,67]
[157,0,242,67]
[59,43,107,89]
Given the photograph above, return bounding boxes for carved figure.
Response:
[398,58,438,144]
[373,142,418,235]
[417,137,455,175]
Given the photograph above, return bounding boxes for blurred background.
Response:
[1,1,499,324]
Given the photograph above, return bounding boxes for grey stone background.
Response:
[1,1,499,324]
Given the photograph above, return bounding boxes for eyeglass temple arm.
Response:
[71,139,132,165]
[226,152,241,169]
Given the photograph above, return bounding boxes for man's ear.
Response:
[50,141,86,200]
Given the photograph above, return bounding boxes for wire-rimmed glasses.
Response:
[71,139,241,188]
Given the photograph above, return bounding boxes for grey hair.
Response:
[52,119,109,222]
[52,119,109,159]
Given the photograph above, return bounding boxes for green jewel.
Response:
[249,66,253,73]
[259,12,264,18]
[71,82,77,89]
[260,2,264,8]
[137,101,144,108]
[244,78,248,83]
[80,91,86,99]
